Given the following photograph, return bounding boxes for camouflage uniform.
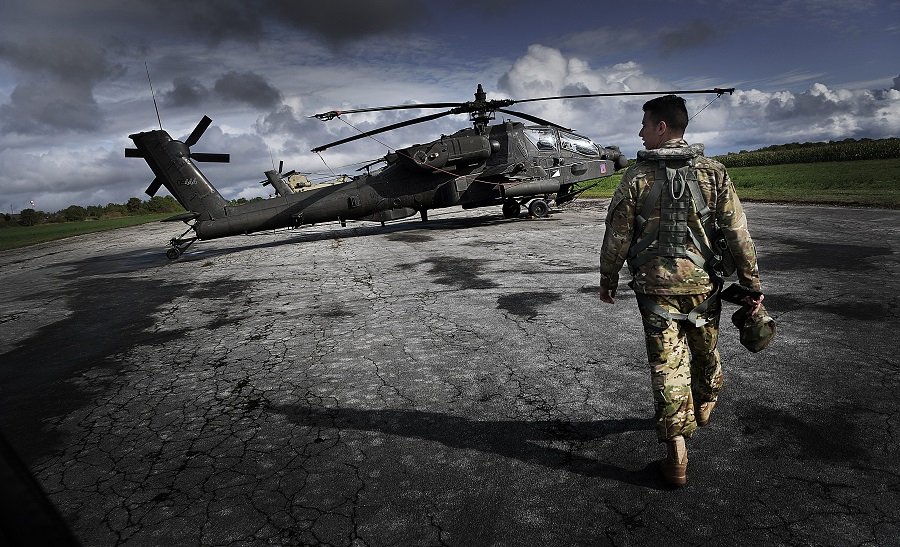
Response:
[599,138,760,441]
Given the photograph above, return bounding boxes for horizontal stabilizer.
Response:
[145,178,163,196]
[125,148,144,158]
[190,153,230,163]
[161,212,201,222]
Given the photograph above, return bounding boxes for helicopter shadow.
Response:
[271,405,666,489]
[175,211,562,263]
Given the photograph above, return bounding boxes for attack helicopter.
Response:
[126,84,733,258]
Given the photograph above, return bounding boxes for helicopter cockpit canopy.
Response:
[523,127,601,157]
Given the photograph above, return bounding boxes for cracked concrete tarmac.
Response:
[1,201,898,546]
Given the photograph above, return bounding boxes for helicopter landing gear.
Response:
[502,199,522,219]
[528,199,549,218]
[166,227,197,259]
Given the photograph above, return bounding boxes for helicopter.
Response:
[126,84,733,259]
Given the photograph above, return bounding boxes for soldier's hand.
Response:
[599,287,616,304]
[743,293,764,316]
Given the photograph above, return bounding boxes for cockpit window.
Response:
[559,131,600,156]
[523,128,557,151]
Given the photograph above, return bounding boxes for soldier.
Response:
[598,95,764,487]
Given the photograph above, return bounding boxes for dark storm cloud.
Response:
[0,37,123,133]
[0,0,431,133]
[161,71,283,111]
[268,0,430,44]
[659,20,719,54]
[163,77,210,107]
[0,81,103,133]
[0,38,120,83]
[214,71,283,109]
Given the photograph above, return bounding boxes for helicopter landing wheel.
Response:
[528,199,549,218]
[166,248,182,260]
[502,200,521,219]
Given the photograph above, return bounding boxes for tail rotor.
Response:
[125,115,230,196]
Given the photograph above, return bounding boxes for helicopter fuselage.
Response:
[127,119,624,257]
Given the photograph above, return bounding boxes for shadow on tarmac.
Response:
[273,405,668,490]
[149,211,561,263]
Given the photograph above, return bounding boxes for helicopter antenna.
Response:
[145,62,163,130]
[315,151,337,177]
[336,116,397,153]
[689,92,726,122]
[267,146,277,171]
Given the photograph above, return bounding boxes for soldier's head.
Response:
[639,95,689,149]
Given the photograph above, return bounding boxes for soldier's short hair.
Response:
[643,95,689,133]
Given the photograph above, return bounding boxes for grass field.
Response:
[582,158,900,208]
[0,213,176,252]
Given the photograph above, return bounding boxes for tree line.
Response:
[3,195,183,227]
[714,137,900,168]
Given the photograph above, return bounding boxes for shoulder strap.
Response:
[628,161,667,268]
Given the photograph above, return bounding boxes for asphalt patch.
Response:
[763,238,892,272]
[497,291,562,319]
[418,256,498,290]
[738,403,866,463]
[763,293,891,321]
[385,233,434,243]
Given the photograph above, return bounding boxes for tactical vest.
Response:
[627,144,713,270]
[627,144,732,326]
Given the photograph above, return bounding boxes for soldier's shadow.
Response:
[272,405,665,489]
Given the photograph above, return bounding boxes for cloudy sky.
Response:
[1,0,898,213]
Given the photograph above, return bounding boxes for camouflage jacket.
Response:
[599,138,761,295]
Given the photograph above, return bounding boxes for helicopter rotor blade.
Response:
[513,87,736,105]
[312,110,454,153]
[184,115,213,147]
[497,108,572,131]
[189,152,230,163]
[311,102,463,121]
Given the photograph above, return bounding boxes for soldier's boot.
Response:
[696,401,716,427]
[660,435,688,487]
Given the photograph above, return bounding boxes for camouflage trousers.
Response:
[637,292,723,442]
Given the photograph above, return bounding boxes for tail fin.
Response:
[125,116,230,220]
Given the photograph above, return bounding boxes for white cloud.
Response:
[496,45,900,156]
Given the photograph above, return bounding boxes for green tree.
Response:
[19,208,38,226]
[146,195,181,213]
[126,197,143,213]
[63,205,87,222]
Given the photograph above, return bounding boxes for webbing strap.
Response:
[635,286,721,328]
[635,161,667,230]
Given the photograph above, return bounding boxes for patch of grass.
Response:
[0,214,175,251]
[582,158,900,208]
